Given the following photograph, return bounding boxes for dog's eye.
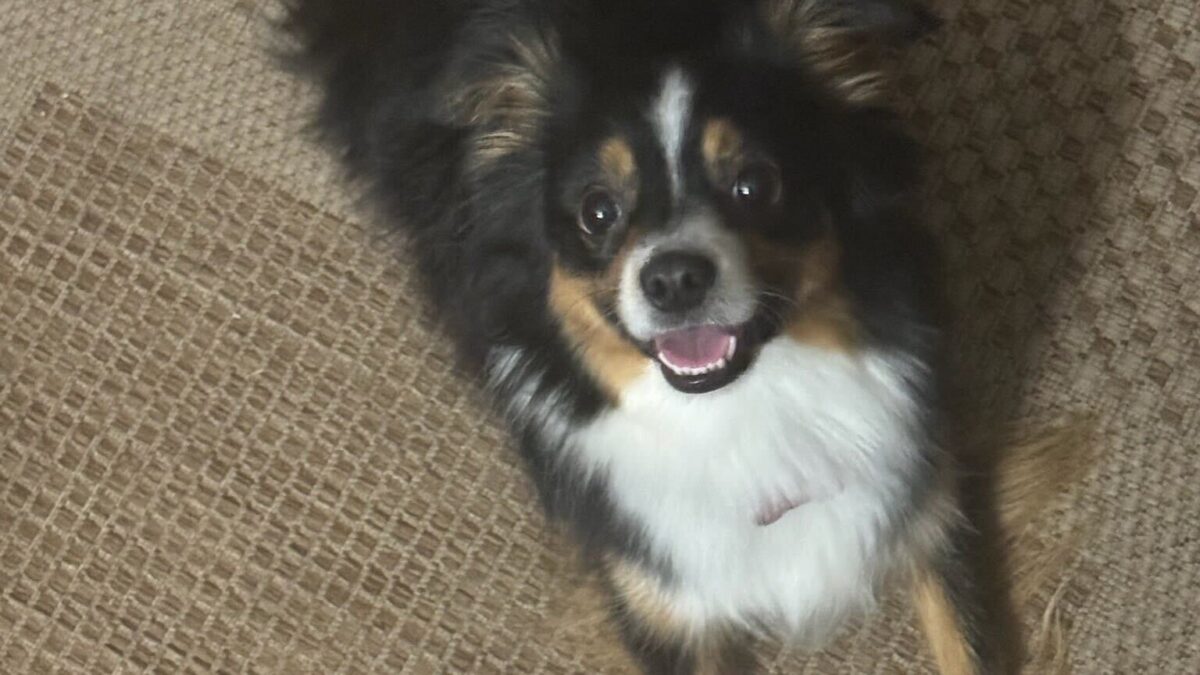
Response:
[732,162,781,207]
[579,189,622,235]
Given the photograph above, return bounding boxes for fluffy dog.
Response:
[285,1,1011,672]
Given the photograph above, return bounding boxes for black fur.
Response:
[931,521,1004,674]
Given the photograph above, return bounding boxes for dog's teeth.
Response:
[726,337,737,360]
[695,358,727,375]
[658,354,731,377]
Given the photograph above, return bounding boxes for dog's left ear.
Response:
[441,24,564,169]
[759,0,939,105]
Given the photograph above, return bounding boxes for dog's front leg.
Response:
[912,527,1006,675]
[603,558,755,675]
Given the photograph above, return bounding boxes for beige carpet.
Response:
[1,1,1196,672]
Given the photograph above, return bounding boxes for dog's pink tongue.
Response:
[655,325,734,368]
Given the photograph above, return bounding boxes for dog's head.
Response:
[450,0,937,397]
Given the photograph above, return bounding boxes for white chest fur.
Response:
[571,339,929,642]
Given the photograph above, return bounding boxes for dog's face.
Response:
[547,63,847,395]
[454,0,934,397]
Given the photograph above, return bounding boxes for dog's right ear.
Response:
[758,0,940,105]
[762,0,940,44]
[833,0,941,44]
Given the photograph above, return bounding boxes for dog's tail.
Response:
[986,416,1097,674]
[989,416,1096,593]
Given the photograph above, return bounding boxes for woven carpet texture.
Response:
[1,1,1197,673]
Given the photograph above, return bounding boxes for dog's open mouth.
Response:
[653,324,754,394]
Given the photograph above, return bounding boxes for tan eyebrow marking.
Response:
[701,118,746,187]
[598,136,638,192]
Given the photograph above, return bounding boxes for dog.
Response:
[285,1,1008,672]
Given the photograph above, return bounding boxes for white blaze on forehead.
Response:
[650,67,694,199]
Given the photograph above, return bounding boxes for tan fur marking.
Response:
[913,570,983,675]
[796,230,839,297]
[607,558,687,643]
[606,559,752,674]
[991,418,1096,544]
[549,264,650,400]
[761,0,895,105]
[446,30,560,167]
[599,136,639,193]
[991,416,1096,671]
[746,232,860,353]
[785,294,860,353]
[473,129,537,165]
[701,118,745,187]
[785,235,860,351]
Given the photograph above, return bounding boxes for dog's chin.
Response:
[646,322,759,395]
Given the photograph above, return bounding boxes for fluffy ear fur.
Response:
[830,0,939,42]
[441,25,563,168]
[759,0,939,105]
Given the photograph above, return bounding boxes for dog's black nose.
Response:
[640,251,717,313]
